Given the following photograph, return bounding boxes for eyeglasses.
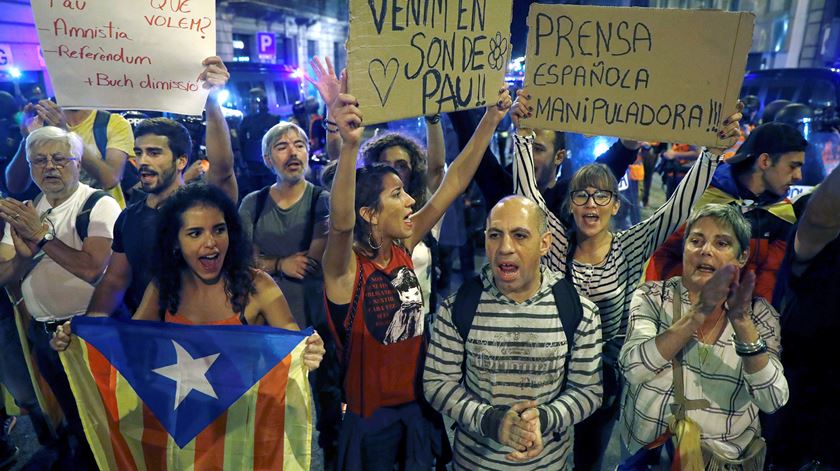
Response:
[28,154,79,169]
[570,189,614,207]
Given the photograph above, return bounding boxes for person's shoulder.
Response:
[251,269,284,299]
[105,112,131,127]
[239,188,262,210]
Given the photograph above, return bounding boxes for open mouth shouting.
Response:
[197,251,222,274]
[403,211,414,230]
[139,167,158,186]
[495,262,520,283]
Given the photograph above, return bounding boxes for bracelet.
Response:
[322,119,339,133]
[732,334,767,356]
[425,114,441,124]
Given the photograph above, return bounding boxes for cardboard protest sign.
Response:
[347,0,513,125]
[521,5,754,148]
[31,0,215,115]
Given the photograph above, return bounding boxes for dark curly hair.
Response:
[360,132,428,210]
[152,183,255,319]
[354,164,402,258]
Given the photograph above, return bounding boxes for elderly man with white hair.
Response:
[0,125,121,468]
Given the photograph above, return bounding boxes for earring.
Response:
[368,228,382,250]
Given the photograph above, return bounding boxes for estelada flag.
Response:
[59,316,313,471]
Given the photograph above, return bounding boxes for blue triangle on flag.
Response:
[72,316,312,448]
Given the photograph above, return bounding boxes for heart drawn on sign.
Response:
[368,58,399,107]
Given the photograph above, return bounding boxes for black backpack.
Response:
[34,190,111,241]
[451,275,584,390]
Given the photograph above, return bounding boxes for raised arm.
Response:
[795,163,840,262]
[407,87,511,251]
[305,57,342,162]
[510,90,569,271]
[618,103,744,260]
[322,73,364,304]
[200,56,238,202]
[425,115,445,192]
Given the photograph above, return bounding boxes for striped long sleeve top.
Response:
[619,278,789,459]
[423,266,603,470]
[512,133,723,366]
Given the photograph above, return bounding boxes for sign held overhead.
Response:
[31,0,216,115]
[521,4,755,148]
[347,0,514,125]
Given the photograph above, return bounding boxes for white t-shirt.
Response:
[1,183,122,321]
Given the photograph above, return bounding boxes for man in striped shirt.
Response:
[424,196,603,470]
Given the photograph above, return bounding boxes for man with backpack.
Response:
[237,120,336,467]
[423,195,603,469]
[0,126,122,468]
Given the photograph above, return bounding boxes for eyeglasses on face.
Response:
[570,189,614,207]
[28,153,79,169]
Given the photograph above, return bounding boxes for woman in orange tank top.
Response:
[130,183,324,369]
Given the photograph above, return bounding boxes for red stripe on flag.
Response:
[253,356,290,470]
[86,343,140,471]
[194,410,227,468]
[141,404,168,470]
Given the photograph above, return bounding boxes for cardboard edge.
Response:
[717,12,756,148]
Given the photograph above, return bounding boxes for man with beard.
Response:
[85,56,237,317]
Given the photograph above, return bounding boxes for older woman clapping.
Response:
[618,204,788,470]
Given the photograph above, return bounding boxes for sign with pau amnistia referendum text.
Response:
[32,0,215,116]
[347,0,513,125]
[521,5,754,148]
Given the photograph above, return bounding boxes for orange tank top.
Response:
[165,311,246,326]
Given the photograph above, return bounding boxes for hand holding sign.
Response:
[332,71,365,147]
[198,56,230,96]
[485,85,514,125]
[706,101,745,155]
[511,89,534,132]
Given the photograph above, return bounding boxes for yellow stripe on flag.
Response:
[284,342,312,471]
[60,340,120,471]
[223,380,258,469]
[114,372,149,471]
[166,430,196,471]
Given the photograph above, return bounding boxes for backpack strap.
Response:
[92,111,111,160]
[76,190,110,240]
[452,275,484,342]
[252,185,272,227]
[302,186,325,248]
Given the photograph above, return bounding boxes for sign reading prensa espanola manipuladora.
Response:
[520,5,754,148]
[348,0,513,125]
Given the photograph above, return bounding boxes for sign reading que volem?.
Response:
[521,5,754,148]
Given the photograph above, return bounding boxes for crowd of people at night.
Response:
[0,41,838,471]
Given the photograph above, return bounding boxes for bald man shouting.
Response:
[424,196,604,469]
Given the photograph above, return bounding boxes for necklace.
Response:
[696,310,725,365]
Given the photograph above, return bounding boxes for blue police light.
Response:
[9,67,21,79]
[593,137,611,157]
[216,89,230,104]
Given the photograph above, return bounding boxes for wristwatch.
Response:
[36,231,55,250]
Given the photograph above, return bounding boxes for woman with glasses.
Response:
[508,89,744,469]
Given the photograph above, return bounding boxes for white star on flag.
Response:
[153,340,220,410]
